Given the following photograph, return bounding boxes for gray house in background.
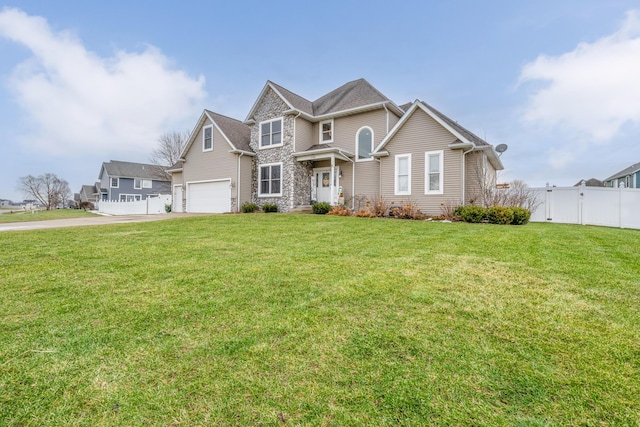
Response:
[98,160,171,201]
[79,184,99,204]
[603,162,640,188]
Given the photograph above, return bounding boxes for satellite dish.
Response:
[495,144,508,156]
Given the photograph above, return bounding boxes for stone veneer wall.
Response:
[249,87,312,212]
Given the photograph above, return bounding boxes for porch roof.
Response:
[293,144,354,162]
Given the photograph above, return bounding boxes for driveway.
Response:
[0,213,210,232]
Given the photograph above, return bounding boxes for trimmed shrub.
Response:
[164,204,172,213]
[458,205,487,223]
[312,202,331,214]
[262,203,278,213]
[487,206,514,225]
[241,202,259,213]
[511,207,531,225]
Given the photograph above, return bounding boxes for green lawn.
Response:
[1,215,638,426]
[0,209,96,223]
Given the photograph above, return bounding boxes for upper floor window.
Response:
[203,125,213,151]
[320,119,333,143]
[356,127,373,161]
[134,179,152,190]
[259,163,282,196]
[395,154,411,195]
[425,150,444,194]
[260,118,283,148]
[111,177,119,188]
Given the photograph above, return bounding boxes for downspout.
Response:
[340,151,356,210]
[383,104,390,134]
[237,152,244,212]
[292,111,301,210]
[461,146,474,205]
[375,157,382,196]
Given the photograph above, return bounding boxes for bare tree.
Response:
[150,130,189,168]
[18,173,71,210]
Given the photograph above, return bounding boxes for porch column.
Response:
[330,153,335,205]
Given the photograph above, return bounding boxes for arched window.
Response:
[356,127,373,161]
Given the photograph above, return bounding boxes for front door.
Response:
[315,170,332,203]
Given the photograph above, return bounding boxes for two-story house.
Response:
[98,160,171,202]
[603,162,640,188]
[170,79,504,214]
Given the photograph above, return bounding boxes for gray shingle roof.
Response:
[312,78,390,116]
[81,184,97,195]
[419,101,490,147]
[270,78,392,117]
[205,110,252,152]
[268,81,314,115]
[604,162,640,181]
[102,160,169,181]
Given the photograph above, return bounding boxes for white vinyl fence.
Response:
[529,185,640,229]
[98,195,172,215]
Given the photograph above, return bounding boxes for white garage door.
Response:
[187,180,231,213]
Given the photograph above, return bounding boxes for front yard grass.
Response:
[1,215,638,426]
[0,209,96,223]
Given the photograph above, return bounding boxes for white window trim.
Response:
[110,177,119,188]
[355,126,374,162]
[425,150,444,195]
[142,179,152,189]
[258,162,283,197]
[319,119,334,144]
[259,117,284,149]
[119,194,142,202]
[134,178,142,190]
[203,124,213,152]
[395,154,411,196]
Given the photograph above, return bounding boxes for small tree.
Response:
[150,131,189,168]
[18,173,71,210]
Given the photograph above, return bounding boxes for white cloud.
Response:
[519,9,640,142]
[0,7,206,156]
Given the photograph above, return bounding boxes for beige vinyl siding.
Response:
[171,171,183,187]
[388,111,401,131]
[295,117,314,152]
[465,151,497,205]
[239,155,252,206]
[465,151,484,205]
[380,108,464,215]
[183,118,238,184]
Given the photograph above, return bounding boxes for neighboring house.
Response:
[603,162,640,188]
[574,178,604,187]
[98,160,171,202]
[171,78,504,215]
[78,184,99,204]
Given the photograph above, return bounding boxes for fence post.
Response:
[579,182,585,225]
[619,186,624,229]
[545,183,552,222]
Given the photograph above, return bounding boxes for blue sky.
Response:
[1,1,640,201]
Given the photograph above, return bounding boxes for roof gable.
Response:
[181,110,253,159]
[374,100,503,170]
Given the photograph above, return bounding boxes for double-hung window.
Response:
[320,119,333,143]
[395,154,411,195]
[203,125,213,151]
[260,118,283,148]
[111,177,119,188]
[259,163,282,196]
[134,178,142,189]
[425,150,444,194]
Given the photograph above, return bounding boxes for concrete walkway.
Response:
[0,213,210,232]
